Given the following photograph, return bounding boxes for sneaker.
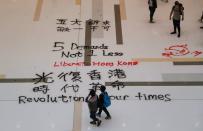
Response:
[97,120,102,127]
[149,20,155,23]
[90,121,96,125]
[105,116,111,120]
[170,32,176,34]
[96,113,101,117]
[177,34,180,37]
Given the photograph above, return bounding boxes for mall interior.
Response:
[0,0,203,131]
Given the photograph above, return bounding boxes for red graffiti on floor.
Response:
[162,44,202,58]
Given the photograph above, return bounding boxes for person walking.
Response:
[148,0,157,23]
[169,1,184,37]
[85,89,102,126]
[97,86,111,120]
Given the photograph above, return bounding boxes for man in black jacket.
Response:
[148,0,157,23]
[97,86,111,119]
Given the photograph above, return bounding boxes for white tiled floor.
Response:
[0,0,203,131]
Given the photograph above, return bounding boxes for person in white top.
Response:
[169,1,184,37]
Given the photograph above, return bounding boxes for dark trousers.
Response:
[90,111,99,122]
[98,106,111,117]
[173,19,181,35]
[149,7,156,22]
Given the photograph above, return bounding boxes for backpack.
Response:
[102,92,111,108]
[88,95,98,112]
[179,3,184,15]
[172,3,184,15]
